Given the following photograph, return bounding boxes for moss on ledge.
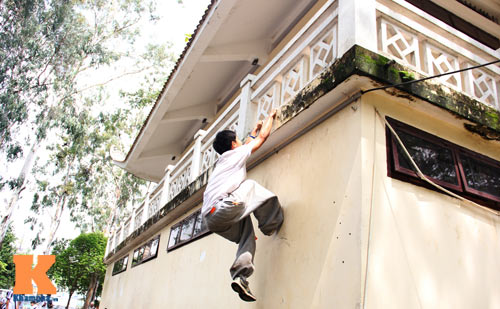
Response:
[281,45,500,140]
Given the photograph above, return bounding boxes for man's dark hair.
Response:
[213,130,236,155]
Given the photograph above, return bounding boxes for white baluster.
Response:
[191,130,207,182]
[237,74,257,139]
[130,208,137,233]
[144,192,151,221]
[161,165,175,206]
[105,233,112,255]
[119,223,125,243]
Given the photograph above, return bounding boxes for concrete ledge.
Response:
[281,45,500,140]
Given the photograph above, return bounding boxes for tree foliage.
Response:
[0,227,16,289]
[0,0,177,250]
[50,233,107,309]
[0,0,156,155]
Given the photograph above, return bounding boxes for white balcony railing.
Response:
[105,0,500,255]
[376,0,500,110]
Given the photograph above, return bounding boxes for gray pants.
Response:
[204,179,284,280]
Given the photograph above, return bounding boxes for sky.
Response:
[2,0,211,253]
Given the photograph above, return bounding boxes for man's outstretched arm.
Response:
[244,121,263,145]
[250,109,277,153]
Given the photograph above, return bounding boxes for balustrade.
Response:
[377,1,500,110]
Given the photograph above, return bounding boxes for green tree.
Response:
[0,226,16,289]
[26,43,172,252]
[50,233,107,309]
[0,0,163,248]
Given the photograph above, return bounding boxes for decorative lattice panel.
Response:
[466,65,499,109]
[201,147,217,173]
[281,56,308,105]
[169,166,192,200]
[115,230,121,245]
[380,19,420,69]
[135,210,143,228]
[310,26,337,79]
[228,119,239,132]
[124,223,130,238]
[425,43,462,90]
[256,82,281,121]
[149,194,161,217]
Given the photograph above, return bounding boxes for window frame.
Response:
[167,209,211,252]
[112,255,129,276]
[386,117,500,210]
[131,234,160,268]
[456,148,500,203]
[389,120,463,192]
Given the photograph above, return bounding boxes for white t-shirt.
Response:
[202,143,253,214]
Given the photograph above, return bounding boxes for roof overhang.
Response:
[113,0,319,181]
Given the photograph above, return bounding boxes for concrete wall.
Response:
[101,98,365,308]
[101,91,500,308]
[361,92,500,309]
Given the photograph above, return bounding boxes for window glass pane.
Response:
[179,216,196,241]
[193,212,204,236]
[395,129,458,185]
[143,243,152,260]
[138,247,145,262]
[461,154,500,198]
[150,238,159,256]
[112,260,122,274]
[168,225,181,248]
[132,250,140,265]
[113,255,128,274]
[123,256,128,269]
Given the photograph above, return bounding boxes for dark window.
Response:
[112,255,129,276]
[167,210,211,251]
[404,0,499,49]
[386,117,500,209]
[458,151,500,202]
[131,235,160,267]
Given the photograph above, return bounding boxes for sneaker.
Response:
[231,277,257,302]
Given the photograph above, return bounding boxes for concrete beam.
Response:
[200,40,269,63]
[160,102,217,124]
[138,143,184,161]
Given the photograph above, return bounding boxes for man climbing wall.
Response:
[202,109,284,302]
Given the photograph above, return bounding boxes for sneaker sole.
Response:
[231,281,256,302]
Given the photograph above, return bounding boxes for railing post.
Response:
[237,74,257,139]
[337,0,377,56]
[144,191,151,220]
[105,232,112,255]
[119,224,125,243]
[130,208,137,233]
[191,130,207,182]
[161,165,175,206]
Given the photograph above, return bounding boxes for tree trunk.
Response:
[103,185,121,237]
[83,274,98,309]
[43,194,67,254]
[43,158,74,254]
[66,290,74,309]
[0,141,39,249]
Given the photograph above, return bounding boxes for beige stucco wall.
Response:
[101,91,500,308]
[361,92,500,309]
[101,99,365,309]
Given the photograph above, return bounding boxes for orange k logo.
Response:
[13,255,57,294]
